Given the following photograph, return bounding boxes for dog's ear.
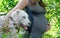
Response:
[11,10,20,23]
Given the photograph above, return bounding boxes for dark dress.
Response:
[22,2,48,38]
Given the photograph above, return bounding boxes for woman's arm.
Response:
[6,0,29,18]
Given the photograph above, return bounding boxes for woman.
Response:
[3,0,51,38]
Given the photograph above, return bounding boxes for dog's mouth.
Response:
[20,23,27,27]
[20,23,28,30]
[20,22,31,26]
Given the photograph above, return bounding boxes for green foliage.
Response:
[42,0,60,38]
[0,0,18,13]
[0,0,60,38]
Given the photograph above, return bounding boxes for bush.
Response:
[0,0,60,38]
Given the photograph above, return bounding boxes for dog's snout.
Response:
[28,22,31,25]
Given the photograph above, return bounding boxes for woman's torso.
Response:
[26,0,48,38]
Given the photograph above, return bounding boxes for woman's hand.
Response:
[46,23,51,32]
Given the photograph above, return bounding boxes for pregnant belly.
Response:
[31,14,48,33]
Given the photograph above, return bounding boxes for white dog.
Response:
[0,9,31,38]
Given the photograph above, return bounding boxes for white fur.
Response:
[0,9,31,38]
[11,9,31,26]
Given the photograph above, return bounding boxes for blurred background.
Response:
[0,0,60,38]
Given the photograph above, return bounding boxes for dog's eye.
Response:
[22,16,26,18]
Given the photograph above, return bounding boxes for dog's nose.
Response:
[28,22,31,25]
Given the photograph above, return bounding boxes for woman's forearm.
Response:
[5,0,29,18]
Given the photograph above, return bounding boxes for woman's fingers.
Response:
[46,23,51,32]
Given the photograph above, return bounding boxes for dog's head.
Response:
[11,9,31,26]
